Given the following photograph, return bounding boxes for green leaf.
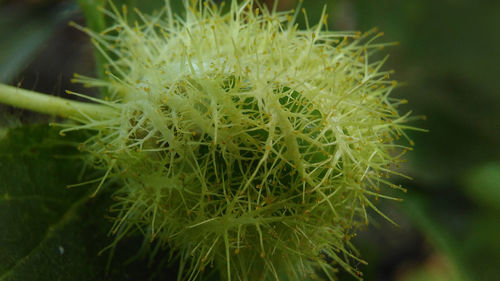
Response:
[122,0,185,16]
[77,0,107,80]
[0,125,180,280]
[402,194,469,281]
[463,162,500,210]
[0,125,93,280]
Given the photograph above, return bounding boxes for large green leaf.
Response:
[402,194,468,281]
[0,125,177,281]
[463,162,500,210]
[0,125,96,280]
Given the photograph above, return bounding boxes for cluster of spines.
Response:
[61,1,422,280]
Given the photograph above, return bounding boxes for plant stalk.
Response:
[0,83,113,120]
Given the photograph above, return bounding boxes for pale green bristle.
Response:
[68,1,417,280]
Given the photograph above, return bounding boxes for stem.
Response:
[0,83,113,120]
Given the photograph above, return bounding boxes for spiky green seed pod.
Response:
[0,0,419,280]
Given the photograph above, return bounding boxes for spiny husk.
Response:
[67,1,416,280]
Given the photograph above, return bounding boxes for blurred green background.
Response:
[0,0,499,280]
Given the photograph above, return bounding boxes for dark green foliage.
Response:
[0,126,178,281]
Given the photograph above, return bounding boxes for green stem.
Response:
[77,0,107,82]
[0,83,112,120]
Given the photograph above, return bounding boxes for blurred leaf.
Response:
[402,189,500,280]
[77,0,107,80]
[402,194,469,281]
[350,0,500,183]
[0,2,78,83]
[461,213,500,281]
[400,253,461,281]
[125,0,181,15]
[463,162,500,210]
[77,0,106,31]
